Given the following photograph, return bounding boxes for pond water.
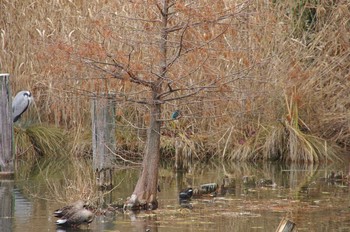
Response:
[2,157,350,232]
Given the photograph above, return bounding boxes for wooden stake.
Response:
[0,73,14,177]
[91,93,116,189]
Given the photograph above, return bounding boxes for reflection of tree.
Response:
[219,161,331,198]
[13,189,33,224]
[128,212,158,232]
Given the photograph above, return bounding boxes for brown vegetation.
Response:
[2,1,350,163]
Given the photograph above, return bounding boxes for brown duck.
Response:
[54,200,86,218]
[56,208,94,227]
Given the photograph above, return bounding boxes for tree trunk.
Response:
[125,0,168,210]
[127,95,161,210]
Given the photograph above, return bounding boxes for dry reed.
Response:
[2,1,350,163]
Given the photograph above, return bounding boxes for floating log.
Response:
[200,183,218,193]
[276,217,296,232]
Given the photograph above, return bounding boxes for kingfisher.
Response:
[171,110,181,120]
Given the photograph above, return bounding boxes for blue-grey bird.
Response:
[12,90,32,122]
[179,187,193,200]
[56,208,94,227]
[171,110,181,120]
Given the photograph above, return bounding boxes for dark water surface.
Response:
[2,157,350,232]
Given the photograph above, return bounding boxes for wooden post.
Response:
[91,93,116,189]
[0,73,14,177]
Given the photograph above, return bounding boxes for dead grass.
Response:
[3,1,350,163]
[17,156,100,205]
[15,124,67,159]
[225,91,341,162]
[43,158,99,204]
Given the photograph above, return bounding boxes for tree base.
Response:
[123,194,158,211]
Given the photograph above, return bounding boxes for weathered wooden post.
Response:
[0,74,14,231]
[0,73,14,177]
[91,93,116,189]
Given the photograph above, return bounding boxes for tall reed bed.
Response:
[2,1,350,163]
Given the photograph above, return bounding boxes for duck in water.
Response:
[54,200,94,228]
[56,208,94,228]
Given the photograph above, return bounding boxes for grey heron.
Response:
[12,90,32,123]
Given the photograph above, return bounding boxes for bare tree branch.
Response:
[157,54,209,99]
[163,0,251,43]
[83,56,154,88]
[162,86,204,102]
[164,20,189,76]
[162,24,230,82]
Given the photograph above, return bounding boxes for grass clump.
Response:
[226,123,339,163]
[226,92,341,163]
[266,122,339,163]
[15,124,67,159]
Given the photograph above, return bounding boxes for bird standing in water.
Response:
[179,187,194,208]
[54,200,94,228]
[56,208,94,227]
[179,187,193,200]
[54,200,86,218]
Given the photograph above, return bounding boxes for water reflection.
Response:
[14,188,33,224]
[0,180,14,232]
[11,157,350,231]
